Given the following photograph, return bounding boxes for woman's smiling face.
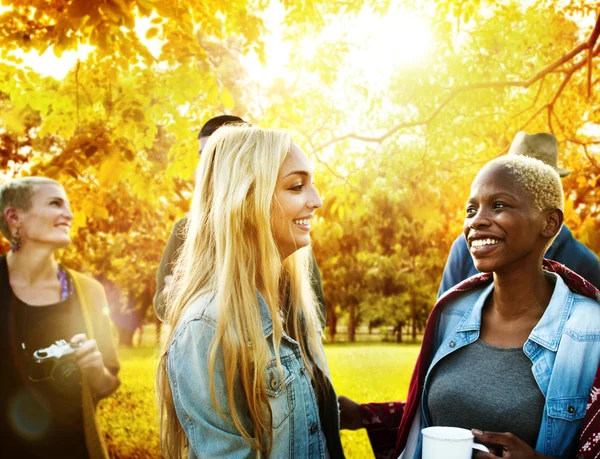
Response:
[463,163,546,274]
[17,183,74,249]
[271,144,323,259]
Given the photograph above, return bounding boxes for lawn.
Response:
[98,343,420,458]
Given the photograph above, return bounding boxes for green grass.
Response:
[98,343,419,458]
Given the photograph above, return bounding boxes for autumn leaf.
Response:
[145,27,159,39]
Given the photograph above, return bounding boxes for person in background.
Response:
[438,131,600,296]
[154,115,327,326]
[0,176,120,459]
[157,125,344,458]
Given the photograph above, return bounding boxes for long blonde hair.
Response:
[157,125,326,457]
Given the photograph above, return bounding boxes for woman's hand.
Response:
[338,396,364,430]
[71,333,120,398]
[472,429,553,459]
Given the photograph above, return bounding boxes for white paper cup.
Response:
[422,426,489,459]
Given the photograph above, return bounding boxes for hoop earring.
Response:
[10,228,21,253]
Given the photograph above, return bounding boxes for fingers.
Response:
[472,429,536,459]
[472,429,516,446]
[474,452,499,459]
[338,396,363,430]
[75,338,97,358]
[77,351,104,370]
[70,333,88,344]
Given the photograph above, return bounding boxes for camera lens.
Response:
[30,360,54,381]
[52,359,81,390]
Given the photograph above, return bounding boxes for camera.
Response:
[30,339,84,387]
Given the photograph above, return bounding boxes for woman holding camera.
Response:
[0,177,120,458]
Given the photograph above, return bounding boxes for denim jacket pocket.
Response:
[546,396,587,457]
[266,359,296,429]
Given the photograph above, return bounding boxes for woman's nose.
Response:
[308,189,323,209]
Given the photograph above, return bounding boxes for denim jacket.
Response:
[167,292,343,459]
[406,273,600,459]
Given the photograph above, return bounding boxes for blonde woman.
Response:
[0,177,120,459]
[157,125,345,458]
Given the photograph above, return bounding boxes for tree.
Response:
[262,0,600,337]
[0,0,332,343]
[1,0,599,347]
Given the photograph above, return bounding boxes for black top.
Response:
[0,255,90,458]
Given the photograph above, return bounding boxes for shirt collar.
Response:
[455,272,572,351]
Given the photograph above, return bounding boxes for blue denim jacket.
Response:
[167,292,340,459]
[406,273,600,459]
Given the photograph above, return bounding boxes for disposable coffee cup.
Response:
[422,426,489,459]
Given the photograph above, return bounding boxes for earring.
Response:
[10,228,21,253]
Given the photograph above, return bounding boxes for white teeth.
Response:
[471,238,501,248]
[294,219,309,226]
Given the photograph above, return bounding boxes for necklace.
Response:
[57,266,74,301]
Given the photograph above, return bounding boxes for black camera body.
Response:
[30,339,84,386]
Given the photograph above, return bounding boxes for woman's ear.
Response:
[541,208,563,238]
[4,207,21,228]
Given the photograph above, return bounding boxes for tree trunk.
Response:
[411,297,417,341]
[327,303,337,342]
[348,302,356,342]
[116,326,135,347]
[396,321,403,343]
[136,325,144,347]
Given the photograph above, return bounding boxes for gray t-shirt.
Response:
[427,338,545,448]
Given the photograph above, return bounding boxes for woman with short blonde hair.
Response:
[0,176,120,459]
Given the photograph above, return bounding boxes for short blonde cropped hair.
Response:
[488,155,564,212]
[0,176,61,239]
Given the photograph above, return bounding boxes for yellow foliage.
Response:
[0,108,26,134]
[220,88,235,109]
[98,153,122,187]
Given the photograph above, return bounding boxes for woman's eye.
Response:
[290,184,303,191]
[50,201,60,206]
[466,207,477,216]
[493,202,506,209]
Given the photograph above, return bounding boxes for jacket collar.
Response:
[454,272,572,352]
[257,291,300,346]
[257,290,274,338]
[528,273,572,351]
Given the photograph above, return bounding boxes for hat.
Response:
[507,131,571,177]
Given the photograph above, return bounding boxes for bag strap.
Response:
[67,269,109,459]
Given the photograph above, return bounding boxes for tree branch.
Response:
[310,14,600,154]
[513,77,545,118]
[75,59,80,129]
[565,138,600,172]
[587,12,600,97]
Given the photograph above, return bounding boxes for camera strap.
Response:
[68,270,109,459]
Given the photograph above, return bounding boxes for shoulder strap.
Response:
[68,270,96,340]
[66,269,110,459]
